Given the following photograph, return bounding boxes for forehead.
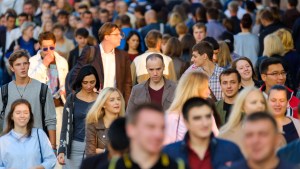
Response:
[13,56,29,64]
[136,110,164,125]
[188,105,212,117]
[243,120,274,133]
[146,58,164,66]
[267,63,284,72]
[236,60,250,67]
[246,90,263,100]
[194,27,205,32]
[41,40,55,46]
[110,27,120,34]
[221,73,238,81]
[14,103,30,110]
[269,90,287,99]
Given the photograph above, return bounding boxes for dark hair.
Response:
[260,9,274,22]
[98,22,120,42]
[219,68,241,83]
[134,5,146,15]
[270,0,281,6]
[268,85,289,100]
[145,30,162,48]
[243,112,278,132]
[5,12,17,20]
[207,8,219,20]
[83,10,92,17]
[57,10,69,17]
[18,12,29,19]
[99,8,109,14]
[232,57,257,80]
[3,99,34,137]
[146,53,164,65]
[38,31,56,45]
[288,0,298,7]
[52,23,65,32]
[182,97,212,120]
[245,1,257,12]
[72,65,100,91]
[219,31,234,52]
[126,103,164,124]
[202,37,219,50]
[78,4,88,10]
[259,57,283,75]
[164,37,182,58]
[241,13,253,29]
[75,28,89,38]
[192,41,214,61]
[8,49,30,66]
[108,117,129,152]
[124,31,142,53]
[181,34,196,59]
[120,14,131,26]
[192,22,206,32]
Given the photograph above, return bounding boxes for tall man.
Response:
[216,69,241,125]
[71,22,132,103]
[126,54,177,114]
[0,49,56,149]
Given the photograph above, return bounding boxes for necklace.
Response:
[15,78,31,99]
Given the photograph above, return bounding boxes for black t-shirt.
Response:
[283,121,300,144]
[223,102,233,123]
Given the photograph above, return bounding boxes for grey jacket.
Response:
[126,78,177,114]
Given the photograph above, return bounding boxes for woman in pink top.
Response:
[164,71,221,145]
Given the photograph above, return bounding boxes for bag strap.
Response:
[87,46,95,63]
[0,83,8,119]
[177,158,185,169]
[40,83,48,136]
[37,129,44,163]
[108,157,120,169]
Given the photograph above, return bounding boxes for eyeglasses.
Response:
[108,32,125,39]
[42,46,55,51]
[265,72,287,78]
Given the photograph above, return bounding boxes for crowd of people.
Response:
[0,0,300,169]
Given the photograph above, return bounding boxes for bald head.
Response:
[145,10,157,24]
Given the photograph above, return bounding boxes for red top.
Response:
[148,86,164,106]
[128,53,139,62]
[187,141,213,169]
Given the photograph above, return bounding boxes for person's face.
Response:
[127,110,165,154]
[40,40,56,57]
[69,16,77,28]
[243,90,266,115]
[41,3,51,13]
[83,14,93,26]
[10,56,30,78]
[23,26,34,38]
[75,35,88,48]
[184,105,212,139]
[220,73,241,98]
[18,16,28,26]
[191,51,206,67]
[268,90,288,117]
[53,28,64,40]
[12,104,31,129]
[6,17,16,29]
[261,64,286,89]
[243,120,278,163]
[44,22,53,32]
[58,15,68,26]
[23,4,34,15]
[127,34,140,50]
[81,74,96,93]
[193,28,206,43]
[78,8,87,19]
[104,91,122,115]
[146,58,164,83]
[99,12,109,23]
[105,28,122,47]
[236,60,253,81]
[106,2,115,14]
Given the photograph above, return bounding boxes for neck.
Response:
[13,126,28,135]
[22,34,30,41]
[275,115,287,127]
[265,85,270,94]
[189,133,210,158]
[149,78,164,89]
[103,112,118,126]
[101,42,115,53]
[241,78,254,87]
[15,76,30,86]
[128,48,138,54]
[147,48,160,53]
[130,143,160,169]
[241,28,250,33]
[78,89,95,98]
[202,61,215,76]
[248,155,279,169]
[224,95,237,104]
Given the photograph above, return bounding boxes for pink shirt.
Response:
[164,112,219,145]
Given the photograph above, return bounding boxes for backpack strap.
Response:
[176,158,185,169]
[40,83,48,136]
[108,157,119,169]
[0,83,8,119]
[37,128,43,163]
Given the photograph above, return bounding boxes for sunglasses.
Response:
[42,46,55,51]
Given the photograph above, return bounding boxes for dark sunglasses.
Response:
[42,46,55,51]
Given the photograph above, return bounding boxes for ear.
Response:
[10,65,15,73]
[261,74,267,82]
[203,53,208,60]
[183,118,189,130]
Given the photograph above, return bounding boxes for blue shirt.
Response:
[0,128,56,169]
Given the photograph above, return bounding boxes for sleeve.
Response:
[28,58,48,83]
[124,54,132,104]
[44,87,56,130]
[58,95,72,154]
[130,61,137,85]
[125,87,136,115]
[167,61,177,82]
[39,129,57,169]
[85,123,97,157]
[70,46,91,85]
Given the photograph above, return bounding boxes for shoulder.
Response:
[165,79,177,88]
[163,141,183,152]
[222,159,248,169]
[215,137,240,150]
[132,82,146,90]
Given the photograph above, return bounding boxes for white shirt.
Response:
[100,43,116,88]
[5,30,13,51]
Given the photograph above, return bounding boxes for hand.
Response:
[57,153,65,165]
[96,148,105,154]
[42,53,55,67]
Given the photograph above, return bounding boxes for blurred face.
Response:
[18,16,28,26]
[78,8,87,19]
[193,27,206,43]
[69,15,77,28]
[127,110,165,154]
[127,34,140,50]
[44,22,53,32]
[220,73,241,98]
[23,4,34,15]
[243,91,266,115]
[104,91,122,115]
[58,15,68,26]
[99,12,109,23]
[6,17,16,30]
[146,58,164,83]
[243,120,278,163]
[12,104,30,128]
[268,90,288,117]
[236,60,253,81]
[23,26,34,38]
[41,3,50,13]
[40,40,56,57]
[261,64,286,89]
[81,74,96,93]
[10,56,30,78]
[105,28,122,47]
[83,13,93,26]
[184,105,212,139]
[75,35,88,48]
[106,2,115,14]
[53,28,64,40]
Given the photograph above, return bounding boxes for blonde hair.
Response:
[274,28,294,53]
[220,87,270,133]
[217,41,232,67]
[86,87,125,124]
[167,71,209,113]
[168,12,183,27]
[263,34,284,57]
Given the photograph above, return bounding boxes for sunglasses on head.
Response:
[42,46,55,51]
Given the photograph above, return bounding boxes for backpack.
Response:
[0,83,48,135]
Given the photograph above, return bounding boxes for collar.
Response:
[100,43,115,55]
[181,132,217,151]
[144,77,169,89]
